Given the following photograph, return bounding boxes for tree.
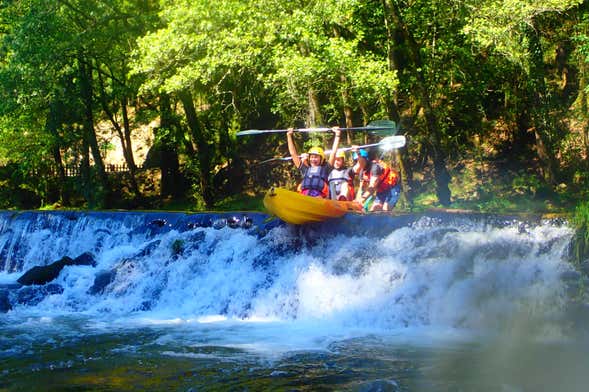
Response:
[463,0,584,185]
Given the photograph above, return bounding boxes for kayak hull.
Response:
[263,187,363,225]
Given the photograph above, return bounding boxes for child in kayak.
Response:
[353,148,400,211]
[287,127,341,198]
[328,149,356,201]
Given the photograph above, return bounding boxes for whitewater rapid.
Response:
[0,211,578,335]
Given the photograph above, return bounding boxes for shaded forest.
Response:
[1,0,588,212]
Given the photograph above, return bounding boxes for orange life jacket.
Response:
[360,160,399,193]
[376,161,399,192]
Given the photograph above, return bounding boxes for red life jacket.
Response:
[377,161,399,192]
[361,160,399,193]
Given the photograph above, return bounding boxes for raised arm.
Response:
[287,128,301,168]
[328,127,341,166]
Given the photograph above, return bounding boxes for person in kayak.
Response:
[287,127,341,198]
[352,148,401,211]
[328,149,356,201]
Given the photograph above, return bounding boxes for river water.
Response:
[0,211,587,391]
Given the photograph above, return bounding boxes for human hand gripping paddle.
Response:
[256,135,406,165]
[236,120,400,137]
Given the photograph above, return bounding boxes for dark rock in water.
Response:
[227,216,241,229]
[135,240,161,257]
[0,289,11,313]
[17,253,97,286]
[73,252,96,267]
[254,218,283,238]
[190,230,206,243]
[15,283,63,306]
[241,217,254,229]
[88,270,116,295]
[213,218,227,230]
[17,256,74,285]
[149,218,167,227]
[225,215,256,229]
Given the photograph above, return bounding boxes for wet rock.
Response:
[0,289,11,312]
[227,215,255,229]
[0,284,23,312]
[241,216,254,229]
[73,252,96,267]
[88,270,116,295]
[15,283,63,306]
[17,256,74,285]
[17,253,97,286]
[135,240,161,257]
[213,218,227,230]
[227,216,241,229]
[149,218,167,227]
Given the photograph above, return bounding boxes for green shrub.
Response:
[572,201,589,265]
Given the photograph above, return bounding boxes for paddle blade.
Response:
[378,135,406,150]
[236,129,287,136]
[367,120,400,136]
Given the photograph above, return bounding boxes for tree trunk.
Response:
[120,97,141,197]
[158,94,181,199]
[381,0,402,124]
[46,100,69,205]
[525,20,558,185]
[78,55,108,207]
[307,88,323,127]
[96,71,141,197]
[383,0,451,205]
[580,69,589,167]
[178,90,215,208]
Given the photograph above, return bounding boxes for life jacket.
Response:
[360,161,399,193]
[328,167,355,200]
[376,161,399,193]
[299,164,330,198]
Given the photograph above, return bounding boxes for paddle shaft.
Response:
[258,135,406,164]
[237,120,397,137]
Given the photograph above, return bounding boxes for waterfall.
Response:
[0,211,580,332]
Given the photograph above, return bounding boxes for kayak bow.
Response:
[263,187,363,225]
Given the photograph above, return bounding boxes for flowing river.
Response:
[0,210,587,391]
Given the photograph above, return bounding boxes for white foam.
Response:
[0,212,577,346]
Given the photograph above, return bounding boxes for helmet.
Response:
[353,149,369,160]
[335,149,346,159]
[308,146,325,160]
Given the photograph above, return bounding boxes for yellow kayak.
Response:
[263,187,363,225]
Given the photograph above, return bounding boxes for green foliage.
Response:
[0,0,589,212]
[463,0,583,69]
[511,172,542,196]
[573,201,589,265]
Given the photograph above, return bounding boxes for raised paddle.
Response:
[237,120,399,137]
[257,135,406,164]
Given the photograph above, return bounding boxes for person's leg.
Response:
[388,184,401,208]
[370,192,384,211]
